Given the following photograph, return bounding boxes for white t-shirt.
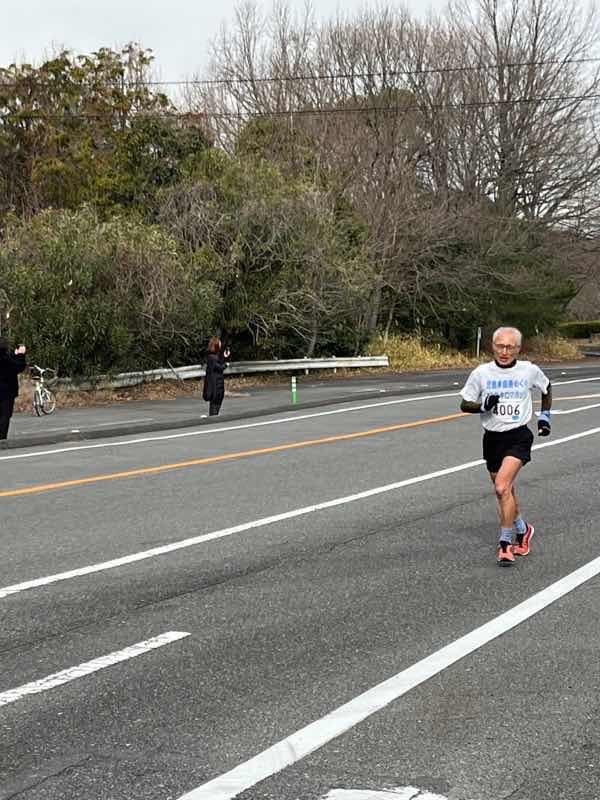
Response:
[460,360,550,432]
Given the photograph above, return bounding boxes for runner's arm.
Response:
[541,382,552,412]
[460,399,483,413]
[460,368,487,413]
[538,382,552,436]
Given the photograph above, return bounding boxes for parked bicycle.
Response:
[30,365,56,416]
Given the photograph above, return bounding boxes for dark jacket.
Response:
[0,352,26,400]
[202,353,227,403]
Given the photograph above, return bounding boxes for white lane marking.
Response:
[553,402,600,415]
[88,417,156,428]
[0,459,481,598]
[0,631,189,707]
[323,790,449,800]
[1,426,599,601]
[3,374,599,463]
[30,418,156,434]
[556,393,600,400]
[7,371,600,463]
[177,555,600,800]
[552,375,600,385]
[0,392,460,462]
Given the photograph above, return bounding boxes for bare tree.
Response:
[187,0,600,340]
[445,0,600,227]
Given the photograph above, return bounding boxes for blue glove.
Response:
[538,411,551,436]
[481,394,500,412]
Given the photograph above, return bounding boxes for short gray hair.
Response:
[492,326,522,346]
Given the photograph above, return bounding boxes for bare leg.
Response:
[489,472,521,524]
[493,456,524,528]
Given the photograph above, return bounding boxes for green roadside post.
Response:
[291,375,298,404]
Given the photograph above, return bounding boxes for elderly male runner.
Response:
[459,326,552,565]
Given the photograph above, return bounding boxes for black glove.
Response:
[538,411,551,436]
[482,394,500,412]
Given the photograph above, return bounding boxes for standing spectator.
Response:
[0,339,27,440]
[202,337,230,416]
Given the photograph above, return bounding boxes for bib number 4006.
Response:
[493,403,520,417]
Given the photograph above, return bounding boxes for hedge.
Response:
[557,320,600,338]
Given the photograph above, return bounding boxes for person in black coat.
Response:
[0,338,27,439]
[202,337,230,416]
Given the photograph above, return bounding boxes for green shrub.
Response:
[0,208,219,376]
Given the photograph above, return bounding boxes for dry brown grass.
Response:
[523,334,583,361]
[13,372,314,413]
[367,334,479,371]
[14,378,198,413]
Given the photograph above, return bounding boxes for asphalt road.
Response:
[1,369,600,800]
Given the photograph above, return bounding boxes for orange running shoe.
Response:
[514,523,535,557]
[497,543,515,566]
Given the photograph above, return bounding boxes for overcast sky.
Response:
[2,1,447,82]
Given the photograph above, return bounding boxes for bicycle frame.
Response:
[31,365,57,416]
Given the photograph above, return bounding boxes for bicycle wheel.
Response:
[40,388,56,415]
[33,388,43,416]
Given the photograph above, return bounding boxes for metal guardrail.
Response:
[56,356,390,391]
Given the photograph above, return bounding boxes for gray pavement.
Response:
[5,359,600,449]
[1,379,600,799]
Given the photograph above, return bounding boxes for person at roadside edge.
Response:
[202,337,230,416]
[0,338,27,440]
[459,326,552,566]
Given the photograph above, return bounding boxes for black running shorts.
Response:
[482,425,534,474]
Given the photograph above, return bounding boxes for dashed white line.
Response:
[323,790,449,800]
[553,402,600,414]
[0,631,190,707]
[177,555,600,799]
[552,375,600,385]
[557,393,600,400]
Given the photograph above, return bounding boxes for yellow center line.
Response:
[0,412,465,499]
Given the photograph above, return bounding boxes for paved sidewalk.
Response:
[3,360,599,450]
